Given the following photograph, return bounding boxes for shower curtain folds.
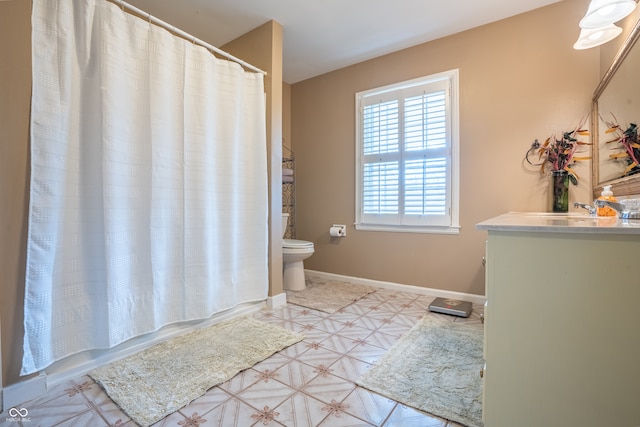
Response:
[23,0,268,375]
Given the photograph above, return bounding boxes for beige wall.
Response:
[222,21,285,298]
[283,83,292,153]
[0,0,33,388]
[290,0,599,296]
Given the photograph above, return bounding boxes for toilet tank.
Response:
[281,213,289,238]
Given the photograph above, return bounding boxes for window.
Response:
[355,70,459,234]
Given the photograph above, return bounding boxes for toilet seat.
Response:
[283,238,314,249]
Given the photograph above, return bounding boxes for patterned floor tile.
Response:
[391,303,429,316]
[295,343,343,368]
[362,303,400,317]
[332,327,372,343]
[257,306,298,321]
[361,330,400,350]
[360,302,385,314]
[218,367,261,395]
[311,318,348,334]
[390,312,422,327]
[88,388,135,426]
[290,307,328,323]
[353,314,389,330]
[179,397,263,427]
[290,321,334,342]
[152,408,194,426]
[394,291,423,300]
[236,375,296,411]
[278,339,312,359]
[409,296,434,309]
[359,291,386,302]
[303,373,355,405]
[181,386,234,419]
[248,404,287,426]
[320,333,363,354]
[316,399,375,427]
[273,359,320,390]
[330,355,373,383]
[341,387,397,426]
[346,341,388,365]
[274,391,333,427]
[252,351,293,374]
[382,404,448,427]
[327,310,363,323]
[340,303,373,316]
[375,319,413,337]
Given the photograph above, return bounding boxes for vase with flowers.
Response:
[525,127,591,213]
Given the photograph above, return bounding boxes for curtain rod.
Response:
[108,0,268,76]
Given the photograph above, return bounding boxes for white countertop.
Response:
[476,212,640,234]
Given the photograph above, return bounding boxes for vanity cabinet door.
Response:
[483,231,640,427]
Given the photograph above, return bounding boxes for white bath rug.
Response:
[357,314,484,427]
[89,316,303,426]
[285,280,375,313]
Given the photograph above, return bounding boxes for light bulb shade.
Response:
[579,0,637,29]
[573,24,623,49]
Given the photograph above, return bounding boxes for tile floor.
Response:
[1,284,484,427]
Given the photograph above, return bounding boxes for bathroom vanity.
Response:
[477,213,640,427]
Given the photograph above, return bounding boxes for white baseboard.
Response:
[267,292,287,309]
[3,372,46,411]
[305,270,486,305]
[4,301,265,409]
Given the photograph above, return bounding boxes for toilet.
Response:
[282,213,314,291]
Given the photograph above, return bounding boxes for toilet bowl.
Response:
[282,213,314,291]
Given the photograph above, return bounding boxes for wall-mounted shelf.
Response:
[282,146,295,239]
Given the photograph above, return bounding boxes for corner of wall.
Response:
[267,292,287,309]
[222,21,285,299]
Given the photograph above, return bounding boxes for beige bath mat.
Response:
[357,314,484,427]
[285,280,375,313]
[89,316,303,426]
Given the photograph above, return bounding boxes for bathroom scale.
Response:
[428,297,472,317]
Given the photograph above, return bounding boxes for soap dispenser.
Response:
[596,185,617,217]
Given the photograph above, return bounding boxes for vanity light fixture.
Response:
[574,23,623,49]
[574,0,636,49]
[579,0,637,29]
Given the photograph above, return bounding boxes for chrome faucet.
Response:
[573,202,596,215]
[594,199,640,219]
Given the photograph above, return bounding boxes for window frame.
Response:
[354,69,460,234]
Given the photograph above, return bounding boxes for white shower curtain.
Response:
[23,0,268,375]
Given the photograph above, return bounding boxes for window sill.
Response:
[354,223,461,235]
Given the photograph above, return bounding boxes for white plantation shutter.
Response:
[363,161,399,215]
[356,70,459,232]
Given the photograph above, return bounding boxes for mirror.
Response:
[592,16,640,198]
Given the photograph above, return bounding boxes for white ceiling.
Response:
[125,0,563,84]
